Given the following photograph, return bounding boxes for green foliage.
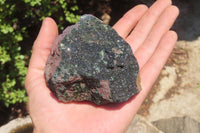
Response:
[0,0,80,107]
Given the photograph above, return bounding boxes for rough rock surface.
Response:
[45,14,140,105]
[0,116,33,133]
[126,115,163,133]
[152,116,200,133]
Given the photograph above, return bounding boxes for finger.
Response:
[126,0,172,52]
[26,18,58,94]
[139,31,177,93]
[29,17,58,70]
[113,5,148,38]
[135,5,179,67]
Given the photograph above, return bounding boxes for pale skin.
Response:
[25,0,179,132]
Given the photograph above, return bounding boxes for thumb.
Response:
[25,17,58,95]
[29,17,58,70]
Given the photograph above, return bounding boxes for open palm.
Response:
[25,0,179,132]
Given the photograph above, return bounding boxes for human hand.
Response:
[25,0,179,132]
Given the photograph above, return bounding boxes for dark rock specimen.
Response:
[45,14,140,105]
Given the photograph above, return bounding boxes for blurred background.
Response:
[0,0,200,132]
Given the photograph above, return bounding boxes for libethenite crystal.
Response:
[44,14,140,105]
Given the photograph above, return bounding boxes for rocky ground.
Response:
[126,37,200,133]
[145,39,200,122]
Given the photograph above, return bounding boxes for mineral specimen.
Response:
[45,14,140,105]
